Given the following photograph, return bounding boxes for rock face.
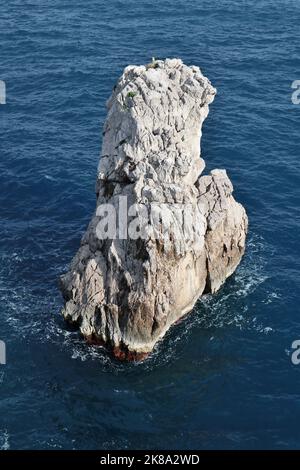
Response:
[60,58,248,360]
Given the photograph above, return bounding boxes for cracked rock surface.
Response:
[60,58,248,360]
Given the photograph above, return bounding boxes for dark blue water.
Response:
[1,0,300,450]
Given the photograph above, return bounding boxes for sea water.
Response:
[0,0,300,449]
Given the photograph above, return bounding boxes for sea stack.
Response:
[60,58,248,360]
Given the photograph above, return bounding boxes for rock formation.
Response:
[60,58,248,361]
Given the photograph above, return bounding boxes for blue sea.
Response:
[1,0,300,450]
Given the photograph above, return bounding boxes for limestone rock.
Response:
[59,58,248,360]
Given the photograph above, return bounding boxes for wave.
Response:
[0,430,10,451]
